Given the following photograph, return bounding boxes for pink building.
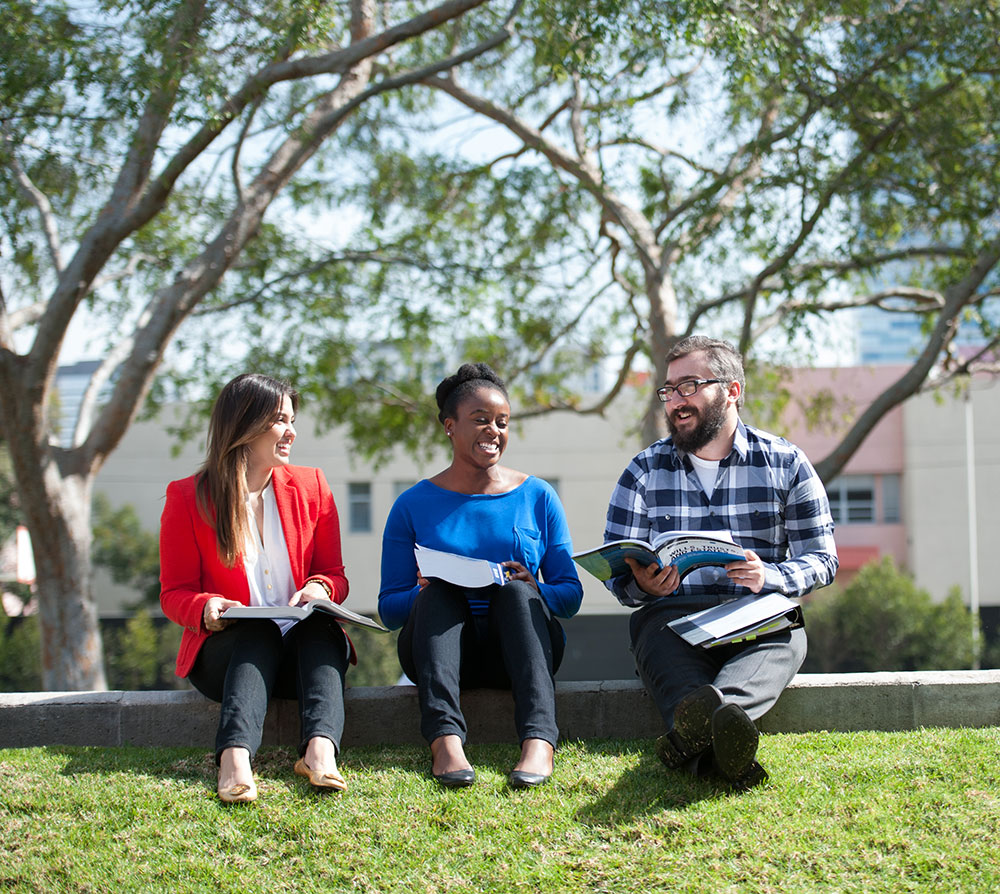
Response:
[764,366,910,585]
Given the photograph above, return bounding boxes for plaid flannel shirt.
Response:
[603,420,838,608]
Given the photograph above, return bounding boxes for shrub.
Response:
[803,557,976,673]
[104,610,186,691]
[0,616,43,691]
[347,626,403,687]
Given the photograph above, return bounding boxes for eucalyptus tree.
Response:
[329,0,1000,471]
[0,0,517,689]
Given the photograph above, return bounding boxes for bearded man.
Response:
[603,335,837,789]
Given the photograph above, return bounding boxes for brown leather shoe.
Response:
[294,757,347,792]
[217,779,258,803]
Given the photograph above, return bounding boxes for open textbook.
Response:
[414,544,512,588]
[572,530,746,583]
[666,592,803,649]
[222,599,389,632]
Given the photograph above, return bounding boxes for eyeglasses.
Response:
[656,378,724,402]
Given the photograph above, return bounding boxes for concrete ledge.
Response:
[1,671,998,749]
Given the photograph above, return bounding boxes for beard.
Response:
[667,388,729,453]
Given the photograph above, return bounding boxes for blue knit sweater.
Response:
[378,477,583,630]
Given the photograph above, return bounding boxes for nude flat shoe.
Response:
[294,757,347,792]
[217,779,258,803]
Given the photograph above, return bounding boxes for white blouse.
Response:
[243,479,297,633]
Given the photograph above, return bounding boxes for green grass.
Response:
[2,729,999,893]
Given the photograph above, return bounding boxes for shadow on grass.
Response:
[49,744,308,788]
[570,739,731,828]
[47,742,469,789]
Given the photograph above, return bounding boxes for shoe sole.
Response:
[711,703,761,787]
[673,684,723,754]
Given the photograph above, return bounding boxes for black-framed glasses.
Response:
[656,378,724,402]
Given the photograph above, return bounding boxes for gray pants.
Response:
[629,598,807,730]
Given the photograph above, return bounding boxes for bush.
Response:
[0,612,188,693]
[347,625,403,687]
[0,616,43,691]
[105,609,186,691]
[802,557,977,673]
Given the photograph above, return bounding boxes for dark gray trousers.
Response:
[629,597,807,730]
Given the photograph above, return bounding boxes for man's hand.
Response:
[725,549,765,593]
[625,556,680,597]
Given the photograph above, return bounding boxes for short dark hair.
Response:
[435,362,508,423]
[665,336,745,407]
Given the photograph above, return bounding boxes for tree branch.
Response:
[76,0,512,468]
[3,128,64,275]
[424,76,662,275]
[814,230,1000,483]
[29,0,496,410]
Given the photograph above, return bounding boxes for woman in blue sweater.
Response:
[379,363,583,789]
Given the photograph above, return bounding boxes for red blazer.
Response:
[159,465,352,677]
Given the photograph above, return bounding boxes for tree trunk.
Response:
[640,265,679,448]
[21,463,106,690]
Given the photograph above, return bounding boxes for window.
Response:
[827,475,875,524]
[348,482,372,533]
[826,474,902,525]
[882,474,901,523]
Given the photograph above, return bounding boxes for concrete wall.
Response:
[3,671,999,749]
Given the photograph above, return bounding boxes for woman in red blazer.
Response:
[160,373,353,803]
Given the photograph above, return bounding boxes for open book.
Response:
[414,544,511,588]
[222,600,389,632]
[666,592,803,648]
[572,530,745,583]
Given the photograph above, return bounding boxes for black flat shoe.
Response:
[711,703,768,790]
[433,767,476,788]
[655,683,723,769]
[508,769,551,789]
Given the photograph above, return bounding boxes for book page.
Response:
[414,545,509,588]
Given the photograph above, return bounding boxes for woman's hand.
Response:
[502,561,539,592]
[203,596,242,632]
[290,580,333,606]
[625,556,680,597]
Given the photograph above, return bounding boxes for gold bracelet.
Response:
[307,578,333,598]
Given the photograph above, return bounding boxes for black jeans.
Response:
[188,613,349,761]
[397,579,565,747]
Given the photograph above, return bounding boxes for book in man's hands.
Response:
[572,530,746,583]
[666,592,803,649]
[222,600,389,632]
[414,544,512,588]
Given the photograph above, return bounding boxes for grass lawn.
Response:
[2,728,999,893]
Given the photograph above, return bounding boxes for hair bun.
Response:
[435,362,507,422]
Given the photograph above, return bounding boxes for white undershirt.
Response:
[243,480,297,634]
[687,452,720,498]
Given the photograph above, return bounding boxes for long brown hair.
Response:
[196,373,298,567]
